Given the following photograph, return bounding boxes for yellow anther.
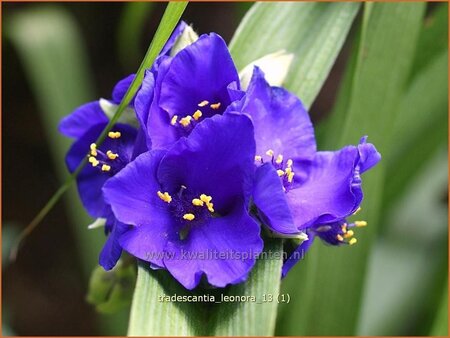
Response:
[106,150,119,160]
[206,202,215,213]
[255,155,262,162]
[341,223,348,233]
[88,156,99,167]
[192,198,204,206]
[286,159,293,168]
[277,169,285,177]
[210,102,221,109]
[108,131,121,139]
[288,172,295,183]
[349,238,358,245]
[344,230,354,239]
[276,154,283,164]
[266,149,274,157]
[353,206,362,215]
[355,221,367,227]
[179,116,192,127]
[183,213,195,221]
[101,164,111,172]
[157,191,172,203]
[171,115,178,125]
[336,234,344,241]
[90,143,98,156]
[200,194,212,203]
[285,167,292,175]
[193,110,202,121]
[198,100,209,107]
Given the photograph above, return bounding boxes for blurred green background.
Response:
[2,2,447,336]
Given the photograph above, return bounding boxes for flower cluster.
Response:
[59,23,380,290]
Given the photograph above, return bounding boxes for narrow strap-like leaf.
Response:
[279,3,426,335]
[229,2,360,109]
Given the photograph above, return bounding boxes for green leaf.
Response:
[278,3,425,335]
[6,7,129,334]
[229,2,360,109]
[431,280,448,336]
[357,149,447,335]
[411,3,448,78]
[209,239,283,336]
[87,259,137,314]
[117,2,155,70]
[383,50,448,210]
[128,240,283,336]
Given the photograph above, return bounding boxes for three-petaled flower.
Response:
[59,23,381,289]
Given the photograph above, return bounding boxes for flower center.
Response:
[87,131,127,175]
[314,208,367,246]
[255,149,295,192]
[156,186,216,240]
[169,99,222,132]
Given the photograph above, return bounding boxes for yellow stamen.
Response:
[183,213,195,221]
[157,191,172,203]
[101,164,111,172]
[255,155,262,162]
[277,169,285,177]
[349,238,358,245]
[276,154,283,164]
[108,131,121,139]
[90,143,98,156]
[106,150,119,160]
[355,221,367,227]
[206,202,215,213]
[288,172,295,183]
[179,116,192,127]
[341,223,348,233]
[171,115,178,125]
[88,156,99,167]
[286,159,293,168]
[353,206,362,215]
[210,102,221,109]
[192,198,204,206]
[285,167,292,175]
[198,100,209,107]
[266,149,274,157]
[336,234,344,241]
[200,194,212,203]
[193,110,202,121]
[344,230,354,239]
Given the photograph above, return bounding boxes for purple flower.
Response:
[58,21,189,269]
[234,68,381,274]
[103,114,263,289]
[134,33,242,150]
